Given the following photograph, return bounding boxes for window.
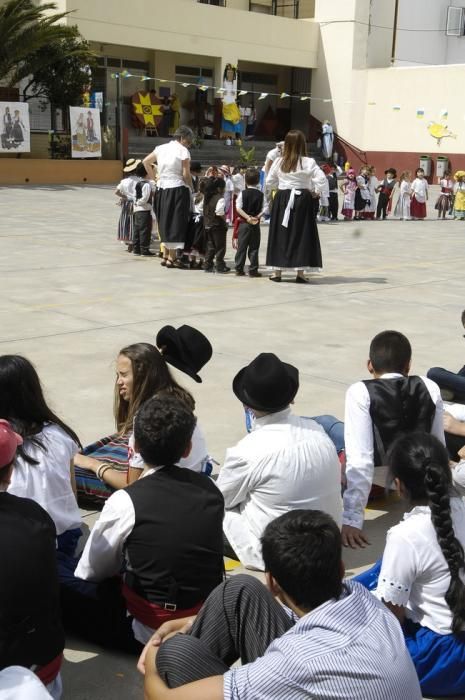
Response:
[198,0,225,6]
[249,0,300,19]
[446,6,465,36]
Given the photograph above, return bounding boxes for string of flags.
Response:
[108,72,452,120]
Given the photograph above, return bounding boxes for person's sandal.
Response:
[269,275,281,282]
[165,260,174,268]
[160,258,168,266]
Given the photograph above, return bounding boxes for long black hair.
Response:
[388,432,465,634]
[0,355,81,464]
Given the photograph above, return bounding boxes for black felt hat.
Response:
[232,353,299,413]
[156,325,213,383]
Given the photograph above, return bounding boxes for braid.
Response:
[425,460,465,634]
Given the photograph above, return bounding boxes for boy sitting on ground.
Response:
[139,510,422,700]
[342,330,444,548]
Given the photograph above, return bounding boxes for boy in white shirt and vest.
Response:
[342,330,444,548]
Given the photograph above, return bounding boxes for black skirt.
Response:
[266,189,322,270]
[154,186,191,247]
[185,214,205,255]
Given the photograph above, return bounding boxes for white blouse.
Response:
[411,177,428,203]
[375,498,465,634]
[8,423,81,535]
[153,140,190,189]
[117,174,138,200]
[266,156,327,193]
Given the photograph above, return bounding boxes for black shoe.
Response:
[248,270,262,277]
[269,275,281,282]
[295,276,309,284]
[141,250,155,256]
[127,244,134,253]
[235,269,245,276]
[204,266,214,273]
[216,266,230,274]
[133,250,141,256]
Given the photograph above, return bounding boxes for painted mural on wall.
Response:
[69,106,102,158]
[0,102,30,153]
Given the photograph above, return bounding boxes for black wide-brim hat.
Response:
[233,352,299,413]
[156,325,213,383]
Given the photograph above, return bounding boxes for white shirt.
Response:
[266,156,327,194]
[133,180,152,212]
[153,140,190,189]
[411,177,428,203]
[8,423,81,535]
[232,172,245,195]
[343,374,444,529]
[236,186,263,213]
[0,667,53,700]
[117,174,138,201]
[376,498,465,635]
[217,408,342,570]
[129,423,210,473]
[75,468,161,644]
[215,196,226,217]
[265,147,281,165]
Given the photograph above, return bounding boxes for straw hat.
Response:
[123,158,141,173]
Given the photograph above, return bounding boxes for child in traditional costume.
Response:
[376,168,397,219]
[410,168,428,220]
[435,169,454,219]
[340,169,357,220]
[394,171,412,221]
[453,171,465,220]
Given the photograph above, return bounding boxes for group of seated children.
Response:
[2,323,465,698]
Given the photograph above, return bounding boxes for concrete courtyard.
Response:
[1,183,464,699]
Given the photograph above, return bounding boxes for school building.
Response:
[3,0,465,183]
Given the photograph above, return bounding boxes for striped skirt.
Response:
[117,200,134,242]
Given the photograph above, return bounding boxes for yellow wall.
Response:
[0,160,121,185]
[62,0,318,69]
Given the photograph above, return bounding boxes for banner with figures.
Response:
[0,102,30,153]
[69,106,101,158]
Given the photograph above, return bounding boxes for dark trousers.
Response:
[133,210,152,253]
[329,192,338,220]
[376,193,389,219]
[156,574,293,688]
[427,365,465,402]
[234,222,260,272]
[204,224,227,270]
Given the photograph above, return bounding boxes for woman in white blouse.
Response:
[0,355,82,556]
[265,130,327,283]
[357,432,465,697]
[143,125,193,269]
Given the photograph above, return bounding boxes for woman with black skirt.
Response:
[143,125,193,269]
[265,130,327,283]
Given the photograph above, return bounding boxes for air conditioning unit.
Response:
[446,6,465,36]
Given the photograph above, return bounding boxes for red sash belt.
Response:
[35,653,63,685]
[122,583,202,629]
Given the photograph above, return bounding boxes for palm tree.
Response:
[0,0,78,86]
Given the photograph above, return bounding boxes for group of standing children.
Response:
[339,164,465,222]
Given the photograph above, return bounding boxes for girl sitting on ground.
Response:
[74,340,210,501]
[0,354,82,556]
[356,432,465,697]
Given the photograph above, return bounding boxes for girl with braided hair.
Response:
[357,431,465,696]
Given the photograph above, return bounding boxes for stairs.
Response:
[127,135,321,169]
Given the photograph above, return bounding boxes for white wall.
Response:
[60,0,319,69]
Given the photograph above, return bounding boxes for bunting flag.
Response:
[258,92,268,100]
[416,108,425,119]
[440,108,448,119]
[280,92,290,99]
[300,96,310,102]
[392,105,401,111]
[238,90,248,96]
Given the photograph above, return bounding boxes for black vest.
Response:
[241,188,264,217]
[363,376,435,465]
[124,466,224,608]
[204,193,227,230]
[0,493,64,670]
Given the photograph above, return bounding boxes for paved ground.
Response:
[1,184,464,698]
